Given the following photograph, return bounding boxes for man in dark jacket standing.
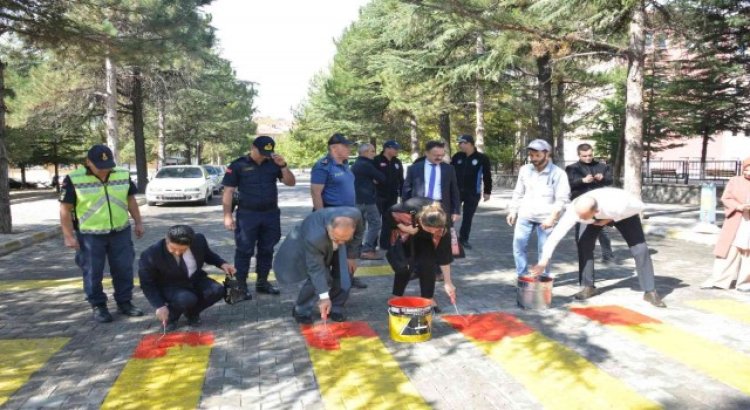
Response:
[565,143,614,263]
[373,140,404,250]
[451,135,492,249]
[352,143,386,260]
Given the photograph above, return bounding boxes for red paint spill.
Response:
[133,332,215,359]
[301,321,377,350]
[388,296,432,309]
[571,306,661,326]
[443,312,534,342]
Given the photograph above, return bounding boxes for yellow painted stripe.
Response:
[102,332,213,410]
[355,264,392,277]
[686,299,750,325]
[444,313,658,410]
[0,338,69,406]
[573,306,750,396]
[303,323,428,410]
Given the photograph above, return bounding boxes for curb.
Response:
[0,196,147,257]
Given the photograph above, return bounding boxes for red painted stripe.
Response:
[443,313,534,342]
[301,321,378,350]
[571,306,661,326]
[133,332,215,359]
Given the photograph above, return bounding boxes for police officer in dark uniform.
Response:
[373,140,404,250]
[451,134,492,250]
[310,133,366,288]
[222,136,296,298]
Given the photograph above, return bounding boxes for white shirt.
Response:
[176,249,197,277]
[509,162,570,223]
[541,188,644,261]
[423,161,442,200]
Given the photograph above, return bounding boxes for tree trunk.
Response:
[536,53,554,144]
[439,112,451,156]
[475,35,486,152]
[104,55,120,163]
[157,95,166,170]
[613,131,626,187]
[554,81,566,167]
[0,59,11,233]
[195,142,202,165]
[700,129,709,180]
[20,165,26,184]
[624,2,646,197]
[409,115,419,160]
[131,67,148,193]
[53,141,60,194]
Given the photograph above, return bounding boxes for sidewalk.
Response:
[0,194,147,257]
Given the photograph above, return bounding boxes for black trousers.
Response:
[162,276,225,321]
[392,230,452,298]
[576,215,656,292]
[377,197,398,250]
[459,194,481,242]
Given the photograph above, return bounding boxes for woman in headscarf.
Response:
[702,157,750,291]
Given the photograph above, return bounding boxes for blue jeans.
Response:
[234,209,281,285]
[512,218,551,276]
[357,203,382,253]
[75,226,135,306]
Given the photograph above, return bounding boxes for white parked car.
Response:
[202,165,224,194]
[146,165,213,206]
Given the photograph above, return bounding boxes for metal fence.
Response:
[495,159,741,185]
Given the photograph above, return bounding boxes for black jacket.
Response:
[373,153,404,201]
[351,156,386,205]
[451,151,493,197]
[565,160,613,199]
[138,234,227,308]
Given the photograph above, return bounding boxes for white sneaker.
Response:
[736,283,750,292]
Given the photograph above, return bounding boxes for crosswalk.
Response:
[2,297,750,409]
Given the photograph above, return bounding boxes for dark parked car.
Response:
[8,178,37,189]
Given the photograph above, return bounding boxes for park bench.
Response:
[705,169,736,178]
[650,169,678,178]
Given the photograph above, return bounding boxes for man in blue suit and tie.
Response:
[139,225,237,331]
[403,140,461,226]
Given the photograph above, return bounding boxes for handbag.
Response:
[223,274,246,304]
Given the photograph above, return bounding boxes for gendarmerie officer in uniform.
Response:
[451,134,492,250]
[222,136,296,298]
[59,144,145,323]
[310,133,366,289]
[373,140,404,250]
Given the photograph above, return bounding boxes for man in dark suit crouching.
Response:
[139,225,237,331]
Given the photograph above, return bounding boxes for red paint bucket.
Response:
[388,296,433,343]
[516,276,553,309]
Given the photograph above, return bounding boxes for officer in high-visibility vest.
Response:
[59,145,146,323]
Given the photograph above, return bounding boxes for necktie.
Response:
[427,163,437,199]
[179,255,189,276]
[338,246,351,291]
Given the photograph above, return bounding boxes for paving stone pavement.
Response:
[1,181,749,409]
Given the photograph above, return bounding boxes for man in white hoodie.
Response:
[530,187,666,307]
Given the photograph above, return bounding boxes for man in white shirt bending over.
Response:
[530,187,666,308]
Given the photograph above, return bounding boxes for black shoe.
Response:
[574,286,598,300]
[186,314,201,327]
[256,282,280,295]
[351,277,368,289]
[602,256,615,265]
[460,240,472,250]
[92,304,113,323]
[117,301,144,317]
[329,312,346,322]
[292,306,313,325]
[644,291,667,308]
[165,320,179,332]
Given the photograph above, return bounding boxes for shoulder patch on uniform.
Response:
[225,168,233,174]
[320,157,329,165]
